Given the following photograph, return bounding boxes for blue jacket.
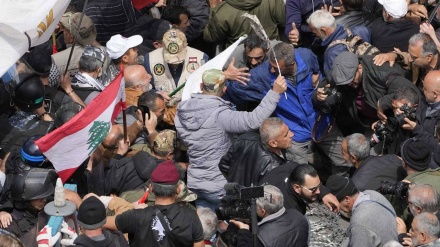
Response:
[224,48,320,143]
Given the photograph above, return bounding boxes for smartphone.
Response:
[138,105,150,122]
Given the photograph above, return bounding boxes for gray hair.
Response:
[306,10,336,29]
[256,185,284,215]
[415,212,440,239]
[79,56,103,73]
[259,117,286,146]
[409,184,440,213]
[151,182,178,198]
[409,33,438,58]
[197,208,218,240]
[269,42,295,65]
[345,133,370,162]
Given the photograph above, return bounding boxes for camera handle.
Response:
[251,198,259,247]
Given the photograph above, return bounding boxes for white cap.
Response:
[378,0,408,18]
[106,34,143,59]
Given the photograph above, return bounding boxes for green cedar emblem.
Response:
[87,121,111,155]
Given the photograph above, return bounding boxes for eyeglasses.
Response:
[300,182,321,194]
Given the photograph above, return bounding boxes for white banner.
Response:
[0,0,70,76]
[181,36,247,101]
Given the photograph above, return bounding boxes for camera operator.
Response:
[316,51,419,136]
[228,185,309,247]
[341,133,404,191]
[370,87,419,155]
[400,70,440,152]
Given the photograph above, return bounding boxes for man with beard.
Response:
[326,175,398,247]
[261,163,339,214]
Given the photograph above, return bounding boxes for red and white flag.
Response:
[36,73,126,182]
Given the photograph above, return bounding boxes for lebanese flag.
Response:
[35,73,126,182]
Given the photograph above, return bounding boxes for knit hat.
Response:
[326,175,357,201]
[378,0,408,19]
[106,34,143,59]
[70,12,97,47]
[202,69,226,93]
[153,130,176,154]
[162,29,187,64]
[331,51,359,86]
[151,160,180,184]
[77,196,106,230]
[401,138,431,171]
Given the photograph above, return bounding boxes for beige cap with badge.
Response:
[162,29,187,64]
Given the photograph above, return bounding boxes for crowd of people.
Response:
[2,0,440,246]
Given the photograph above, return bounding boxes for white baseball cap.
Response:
[378,0,408,19]
[106,34,143,59]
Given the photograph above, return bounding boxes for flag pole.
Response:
[64,0,89,76]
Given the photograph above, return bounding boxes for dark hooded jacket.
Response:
[73,229,129,247]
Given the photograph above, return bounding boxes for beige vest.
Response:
[149,46,205,104]
[52,45,84,79]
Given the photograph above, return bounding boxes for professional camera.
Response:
[215,183,264,222]
[319,86,342,113]
[388,104,417,128]
[379,181,410,200]
[370,121,393,147]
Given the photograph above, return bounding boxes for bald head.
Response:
[423,70,440,103]
[102,124,123,148]
[124,65,152,92]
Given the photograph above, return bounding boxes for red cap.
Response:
[151,160,179,184]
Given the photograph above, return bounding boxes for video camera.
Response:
[379,180,410,200]
[215,183,264,222]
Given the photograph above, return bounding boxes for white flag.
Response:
[0,0,70,76]
[181,36,247,101]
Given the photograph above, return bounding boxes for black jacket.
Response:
[371,18,419,53]
[258,208,309,247]
[335,10,373,29]
[104,152,164,195]
[260,162,330,215]
[412,99,440,152]
[73,229,129,247]
[218,132,286,187]
[351,155,406,191]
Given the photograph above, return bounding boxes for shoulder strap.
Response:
[154,206,177,242]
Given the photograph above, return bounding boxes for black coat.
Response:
[105,152,164,195]
[351,155,406,191]
[260,162,330,215]
[258,208,309,247]
[218,132,286,187]
[73,229,129,247]
[412,99,440,152]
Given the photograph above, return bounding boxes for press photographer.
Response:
[319,51,419,136]
[400,70,440,152]
[223,185,308,247]
[369,86,419,154]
